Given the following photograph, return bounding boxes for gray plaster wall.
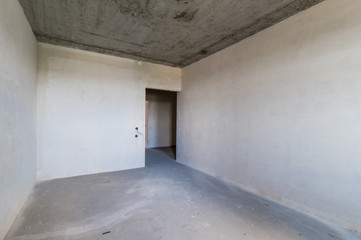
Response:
[37,44,181,180]
[178,0,361,234]
[146,90,176,148]
[0,0,38,239]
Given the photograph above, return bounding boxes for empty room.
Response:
[1,0,360,240]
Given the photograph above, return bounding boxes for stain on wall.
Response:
[174,8,199,22]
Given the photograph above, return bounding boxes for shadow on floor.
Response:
[148,146,176,160]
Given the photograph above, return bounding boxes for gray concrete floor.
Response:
[5,148,360,240]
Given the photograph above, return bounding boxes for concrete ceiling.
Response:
[19,0,323,67]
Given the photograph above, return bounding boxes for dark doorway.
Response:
[145,89,177,159]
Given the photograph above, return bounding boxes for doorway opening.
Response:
[145,89,177,160]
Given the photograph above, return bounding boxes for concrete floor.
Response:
[5,148,360,240]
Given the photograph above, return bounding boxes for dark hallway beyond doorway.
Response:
[146,89,177,155]
[150,147,176,161]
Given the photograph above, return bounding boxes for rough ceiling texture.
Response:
[19,0,324,67]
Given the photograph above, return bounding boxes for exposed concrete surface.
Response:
[4,149,360,240]
[36,43,180,180]
[18,0,323,67]
[178,0,361,234]
[0,0,38,239]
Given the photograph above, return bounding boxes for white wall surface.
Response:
[37,43,181,180]
[0,0,38,239]
[146,90,177,148]
[178,0,361,233]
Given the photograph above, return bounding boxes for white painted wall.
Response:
[178,0,361,233]
[37,44,181,180]
[0,0,38,239]
[146,90,177,148]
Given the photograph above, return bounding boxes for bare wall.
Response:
[37,44,181,180]
[0,0,38,238]
[146,90,177,148]
[178,0,361,233]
